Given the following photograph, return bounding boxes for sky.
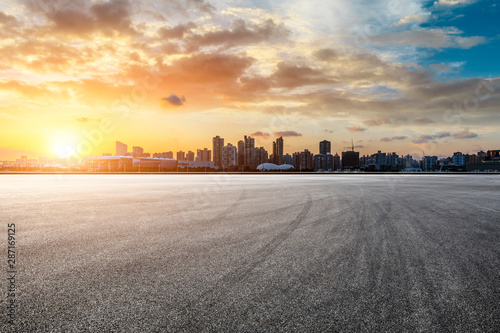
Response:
[0,0,499,160]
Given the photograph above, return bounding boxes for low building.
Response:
[85,156,134,172]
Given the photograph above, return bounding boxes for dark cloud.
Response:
[162,94,186,106]
[129,52,141,62]
[185,19,289,51]
[158,22,196,39]
[393,117,408,124]
[187,0,215,13]
[37,0,137,37]
[313,48,338,61]
[414,117,436,124]
[270,62,336,88]
[453,128,478,139]
[250,131,270,138]
[273,131,302,137]
[363,117,391,126]
[381,136,408,142]
[346,126,366,133]
[169,53,254,84]
[90,0,133,31]
[412,131,451,144]
[0,11,18,25]
[435,131,452,138]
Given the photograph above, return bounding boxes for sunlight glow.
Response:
[51,133,79,158]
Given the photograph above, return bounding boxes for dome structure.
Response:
[257,163,294,171]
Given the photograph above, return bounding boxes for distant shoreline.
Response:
[0,172,497,175]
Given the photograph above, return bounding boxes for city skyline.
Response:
[1,1,499,160]
[3,134,498,173]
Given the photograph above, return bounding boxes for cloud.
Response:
[43,0,137,37]
[273,131,302,137]
[397,14,430,26]
[414,117,436,124]
[250,131,270,138]
[1,0,499,160]
[371,28,487,49]
[0,11,18,25]
[158,22,196,39]
[394,117,408,124]
[453,128,478,139]
[270,62,337,88]
[185,18,289,51]
[429,62,465,73]
[363,117,391,126]
[434,0,477,6]
[381,136,408,142]
[435,131,452,138]
[412,131,451,144]
[162,94,186,106]
[313,48,338,61]
[344,145,364,149]
[346,126,366,133]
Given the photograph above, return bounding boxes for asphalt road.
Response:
[1,174,499,332]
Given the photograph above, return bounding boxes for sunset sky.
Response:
[0,0,499,160]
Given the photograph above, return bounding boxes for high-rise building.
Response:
[423,156,438,171]
[319,140,331,155]
[342,150,360,170]
[251,147,268,166]
[212,135,224,168]
[186,151,195,161]
[293,150,313,170]
[244,135,255,166]
[272,142,276,163]
[197,148,211,162]
[222,143,237,169]
[20,155,28,168]
[487,150,500,160]
[478,150,487,161]
[314,140,333,171]
[132,146,143,158]
[314,153,334,171]
[283,153,292,165]
[177,151,185,161]
[402,154,414,169]
[333,153,341,170]
[116,141,128,156]
[237,140,244,167]
[452,152,466,166]
[273,137,284,164]
[374,150,387,171]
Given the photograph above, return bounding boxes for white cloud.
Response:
[396,14,430,25]
[370,27,487,49]
[434,0,475,5]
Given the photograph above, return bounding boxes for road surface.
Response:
[1,174,499,332]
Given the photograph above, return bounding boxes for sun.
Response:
[51,132,79,158]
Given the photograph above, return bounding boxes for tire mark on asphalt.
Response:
[171,194,313,331]
[220,193,313,285]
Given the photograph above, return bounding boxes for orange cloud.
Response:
[346,126,367,133]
